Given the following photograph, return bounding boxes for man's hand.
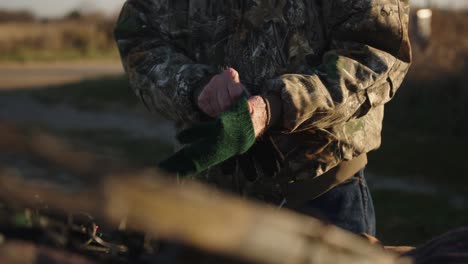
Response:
[247,95,268,138]
[198,68,245,117]
[198,68,268,137]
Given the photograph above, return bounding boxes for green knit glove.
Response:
[159,96,255,176]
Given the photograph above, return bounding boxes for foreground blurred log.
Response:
[0,169,408,264]
[0,121,407,264]
[5,122,468,264]
[4,121,468,264]
[0,240,97,264]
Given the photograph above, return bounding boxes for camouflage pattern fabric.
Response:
[114,0,412,202]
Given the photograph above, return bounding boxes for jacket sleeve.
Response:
[114,0,219,125]
[263,0,412,133]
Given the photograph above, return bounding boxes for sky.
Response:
[0,0,467,18]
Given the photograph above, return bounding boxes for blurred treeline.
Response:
[0,10,119,62]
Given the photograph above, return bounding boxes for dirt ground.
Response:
[0,61,123,90]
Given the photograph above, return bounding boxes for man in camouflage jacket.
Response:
[115,0,411,235]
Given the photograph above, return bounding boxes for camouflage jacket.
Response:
[115,0,412,200]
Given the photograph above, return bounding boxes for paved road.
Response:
[0,61,124,90]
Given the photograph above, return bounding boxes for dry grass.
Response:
[408,9,468,80]
[0,10,36,23]
[0,9,466,65]
[0,16,118,62]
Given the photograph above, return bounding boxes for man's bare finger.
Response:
[199,99,217,117]
[201,88,219,117]
[206,99,219,117]
[226,68,240,83]
[218,86,233,112]
[198,80,216,106]
[229,82,246,99]
[200,74,220,96]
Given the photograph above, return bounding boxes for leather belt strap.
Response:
[283,154,368,209]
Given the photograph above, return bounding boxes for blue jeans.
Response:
[295,169,376,236]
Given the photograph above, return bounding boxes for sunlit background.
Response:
[0,0,467,18]
[0,0,125,18]
[0,0,467,249]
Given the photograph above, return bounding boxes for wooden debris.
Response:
[0,240,96,264]
[0,167,408,264]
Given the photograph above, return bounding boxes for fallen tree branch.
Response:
[0,168,407,264]
[0,240,97,264]
[0,121,409,264]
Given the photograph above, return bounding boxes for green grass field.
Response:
[368,75,468,195]
[373,190,468,246]
[0,48,119,63]
[51,128,173,166]
[6,75,139,110]
[2,70,468,246]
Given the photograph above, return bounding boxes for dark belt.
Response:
[283,154,368,209]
